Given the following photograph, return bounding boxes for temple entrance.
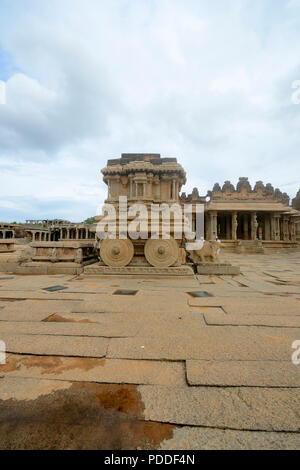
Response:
[237,213,251,240]
[217,213,232,240]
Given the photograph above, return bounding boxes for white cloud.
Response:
[0,0,300,221]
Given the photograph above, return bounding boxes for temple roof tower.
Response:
[102,153,186,204]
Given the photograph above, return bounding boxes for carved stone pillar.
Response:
[251,212,258,240]
[232,212,238,241]
[271,216,275,240]
[283,216,289,241]
[208,211,218,240]
[129,175,133,198]
[271,215,280,240]
[276,215,281,241]
[290,220,296,241]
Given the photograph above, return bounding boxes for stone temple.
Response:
[0,153,300,451]
[0,153,299,275]
[183,177,299,248]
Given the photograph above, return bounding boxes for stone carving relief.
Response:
[187,240,222,264]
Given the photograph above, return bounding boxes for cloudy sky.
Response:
[0,0,300,222]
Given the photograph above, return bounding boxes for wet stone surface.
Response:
[0,382,175,450]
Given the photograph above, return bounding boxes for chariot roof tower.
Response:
[101,153,186,204]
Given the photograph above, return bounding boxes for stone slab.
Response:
[84,264,195,276]
[107,327,299,361]
[197,265,240,275]
[159,427,300,450]
[30,241,94,248]
[0,290,85,300]
[0,320,139,338]
[0,376,72,401]
[186,360,300,387]
[138,385,300,431]
[221,298,300,316]
[0,263,19,273]
[0,274,72,289]
[237,277,300,295]
[44,310,206,336]
[0,334,108,358]
[204,312,300,328]
[15,263,83,275]
[72,295,190,315]
[0,300,82,322]
[188,297,300,315]
[1,355,186,386]
[136,311,206,335]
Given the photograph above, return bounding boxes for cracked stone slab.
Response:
[159,427,300,450]
[0,320,139,338]
[0,300,82,322]
[204,312,300,328]
[107,327,299,361]
[138,385,300,431]
[1,355,186,386]
[0,334,108,358]
[40,310,206,337]
[186,360,300,387]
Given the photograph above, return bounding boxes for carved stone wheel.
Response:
[100,239,134,267]
[144,237,179,268]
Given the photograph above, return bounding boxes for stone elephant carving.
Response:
[187,240,223,264]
